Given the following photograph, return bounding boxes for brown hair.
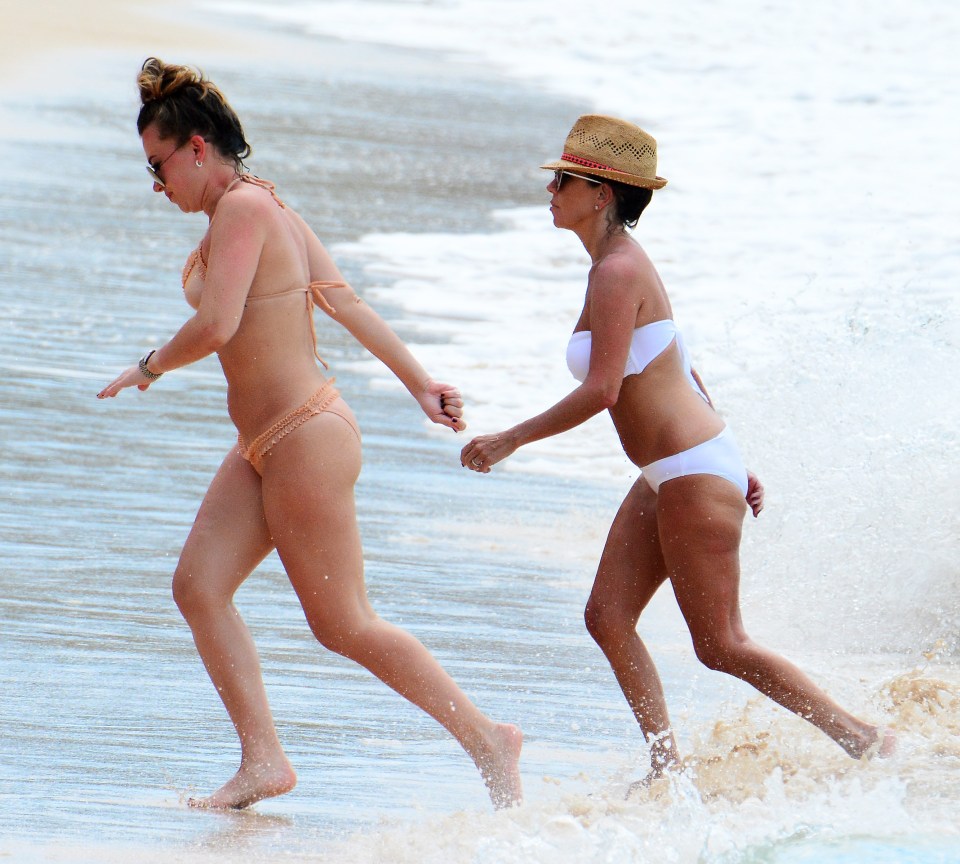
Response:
[136,57,251,168]
[607,181,653,229]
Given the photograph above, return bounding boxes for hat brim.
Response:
[541,159,667,190]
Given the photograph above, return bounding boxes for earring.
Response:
[196,160,203,168]
[594,204,599,210]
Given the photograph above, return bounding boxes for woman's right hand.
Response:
[460,431,519,474]
[97,365,154,399]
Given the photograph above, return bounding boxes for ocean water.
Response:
[1,1,958,862]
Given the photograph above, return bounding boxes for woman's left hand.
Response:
[97,365,154,399]
[460,431,518,474]
[746,470,765,517]
[418,380,466,431]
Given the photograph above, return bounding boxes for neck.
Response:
[579,219,628,263]
[201,168,243,219]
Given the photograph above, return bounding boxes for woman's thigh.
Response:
[589,475,669,625]
[174,447,275,604]
[656,475,747,640]
[258,410,370,631]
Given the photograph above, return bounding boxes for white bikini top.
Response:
[566,319,706,399]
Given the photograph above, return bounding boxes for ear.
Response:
[190,134,207,164]
[596,182,612,208]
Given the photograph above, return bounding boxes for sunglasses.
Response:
[553,169,603,189]
[146,141,189,187]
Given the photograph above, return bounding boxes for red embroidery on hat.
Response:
[561,153,615,171]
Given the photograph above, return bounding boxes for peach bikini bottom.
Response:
[238,379,360,474]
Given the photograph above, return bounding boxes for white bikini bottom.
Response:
[641,426,748,498]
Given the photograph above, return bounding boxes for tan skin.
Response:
[99,127,523,810]
[461,171,894,780]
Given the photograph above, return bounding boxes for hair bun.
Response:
[137,57,203,106]
[136,56,251,168]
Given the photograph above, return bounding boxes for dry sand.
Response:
[0,0,330,147]
[1,1,202,86]
[0,0,310,93]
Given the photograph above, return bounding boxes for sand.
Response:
[0,0,346,152]
[1,1,195,85]
[0,0,317,94]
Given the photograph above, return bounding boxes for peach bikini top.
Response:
[181,173,347,368]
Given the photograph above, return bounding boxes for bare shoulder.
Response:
[210,181,289,251]
[588,240,666,322]
[596,238,655,277]
[220,180,282,220]
[592,242,657,293]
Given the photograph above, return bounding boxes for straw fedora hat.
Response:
[541,114,667,190]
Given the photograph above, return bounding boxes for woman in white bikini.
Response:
[98,58,522,811]
[460,114,893,781]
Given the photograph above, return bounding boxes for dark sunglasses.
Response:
[146,141,189,187]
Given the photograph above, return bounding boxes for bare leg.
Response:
[657,475,892,759]
[585,476,680,777]
[260,411,522,808]
[172,448,297,809]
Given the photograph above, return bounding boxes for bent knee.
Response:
[584,598,635,648]
[172,566,230,617]
[307,613,375,659]
[691,633,751,673]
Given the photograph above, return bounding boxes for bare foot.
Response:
[838,724,897,761]
[860,726,897,760]
[189,758,297,810]
[626,733,682,800]
[626,755,681,799]
[476,723,524,810]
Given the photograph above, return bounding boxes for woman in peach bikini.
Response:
[98,58,521,811]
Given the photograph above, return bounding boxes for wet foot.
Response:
[626,755,681,799]
[861,726,897,760]
[477,723,524,810]
[189,758,297,810]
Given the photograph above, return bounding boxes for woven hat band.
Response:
[560,153,615,172]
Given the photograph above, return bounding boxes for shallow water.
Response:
[1,1,959,862]
[0,15,652,861]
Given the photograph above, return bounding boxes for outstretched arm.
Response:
[312,276,464,431]
[461,255,639,472]
[292,210,468,428]
[97,190,264,399]
[459,377,617,471]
